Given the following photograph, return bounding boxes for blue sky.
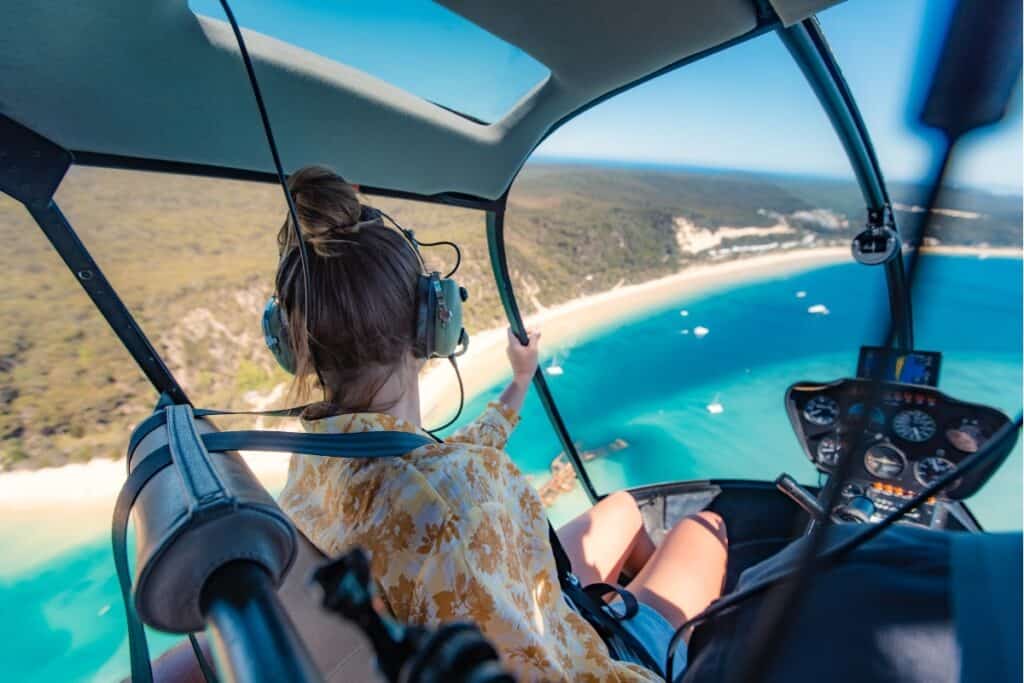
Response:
[535,0,1022,192]
[195,0,1020,192]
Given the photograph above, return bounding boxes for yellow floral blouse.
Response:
[278,402,659,682]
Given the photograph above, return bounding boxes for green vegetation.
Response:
[0,163,1019,470]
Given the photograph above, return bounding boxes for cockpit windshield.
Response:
[493,6,1022,529]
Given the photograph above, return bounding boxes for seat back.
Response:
[277,531,385,682]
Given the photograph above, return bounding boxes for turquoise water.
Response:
[2,255,1020,681]
[466,254,1023,529]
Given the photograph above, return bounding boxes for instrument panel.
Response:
[786,379,1013,506]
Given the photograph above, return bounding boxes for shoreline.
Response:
[423,244,1022,423]
[422,245,854,424]
[1,244,1018,515]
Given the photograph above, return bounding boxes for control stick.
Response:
[831,496,876,524]
[774,473,825,520]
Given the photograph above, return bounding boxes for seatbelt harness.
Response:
[113,405,435,683]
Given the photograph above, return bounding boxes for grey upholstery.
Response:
[279,532,384,683]
[129,411,296,633]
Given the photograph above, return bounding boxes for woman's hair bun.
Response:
[279,165,365,257]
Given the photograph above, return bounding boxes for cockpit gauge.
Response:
[914,456,957,488]
[864,443,906,479]
[816,435,842,466]
[946,419,985,453]
[892,409,937,443]
[803,396,840,426]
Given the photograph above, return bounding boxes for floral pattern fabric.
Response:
[278,402,659,682]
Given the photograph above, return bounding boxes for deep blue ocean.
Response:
[2,254,1020,682]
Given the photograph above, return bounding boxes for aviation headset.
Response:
[261,204,470,375]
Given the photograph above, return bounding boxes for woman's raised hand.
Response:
[506,328,541,384]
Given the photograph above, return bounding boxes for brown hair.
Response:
[275,166,422,414]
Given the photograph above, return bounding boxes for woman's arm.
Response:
[498,328,540,414]
[445,329,540,448]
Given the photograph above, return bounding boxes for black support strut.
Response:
[486,206,599,503]
[0,114,189,404]
[779,20,915,350]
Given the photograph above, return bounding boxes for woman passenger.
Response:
[272,166,728,681]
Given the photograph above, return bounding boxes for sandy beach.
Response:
[0,243,1016,567]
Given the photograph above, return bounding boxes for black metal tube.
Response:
[485,208,599,503]
[201,561,322,683]
[777,23,886,207]
[778,21,915,350]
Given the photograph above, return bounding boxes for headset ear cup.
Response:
[262,296,296,374]
[433,277,466,358]
[426,274,440,358]
[414,274,432,359]
[359,205,383,223]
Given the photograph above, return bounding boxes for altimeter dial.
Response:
[893,409,936,443]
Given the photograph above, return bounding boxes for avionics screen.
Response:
[857,347,942,387]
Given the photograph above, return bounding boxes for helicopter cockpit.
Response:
[0,0,1021,682]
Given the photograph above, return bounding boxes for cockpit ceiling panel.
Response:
[0,0,844,200]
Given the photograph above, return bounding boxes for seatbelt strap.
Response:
[128,404,323,463]
[113,444,172,683]
[548,523,665,676]
[548,522,574,579]
[114,409,434,683]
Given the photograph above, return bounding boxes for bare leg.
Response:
[625,511,728,634]
[556,491,657,587]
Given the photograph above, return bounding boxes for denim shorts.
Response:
[606,599,688,679]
